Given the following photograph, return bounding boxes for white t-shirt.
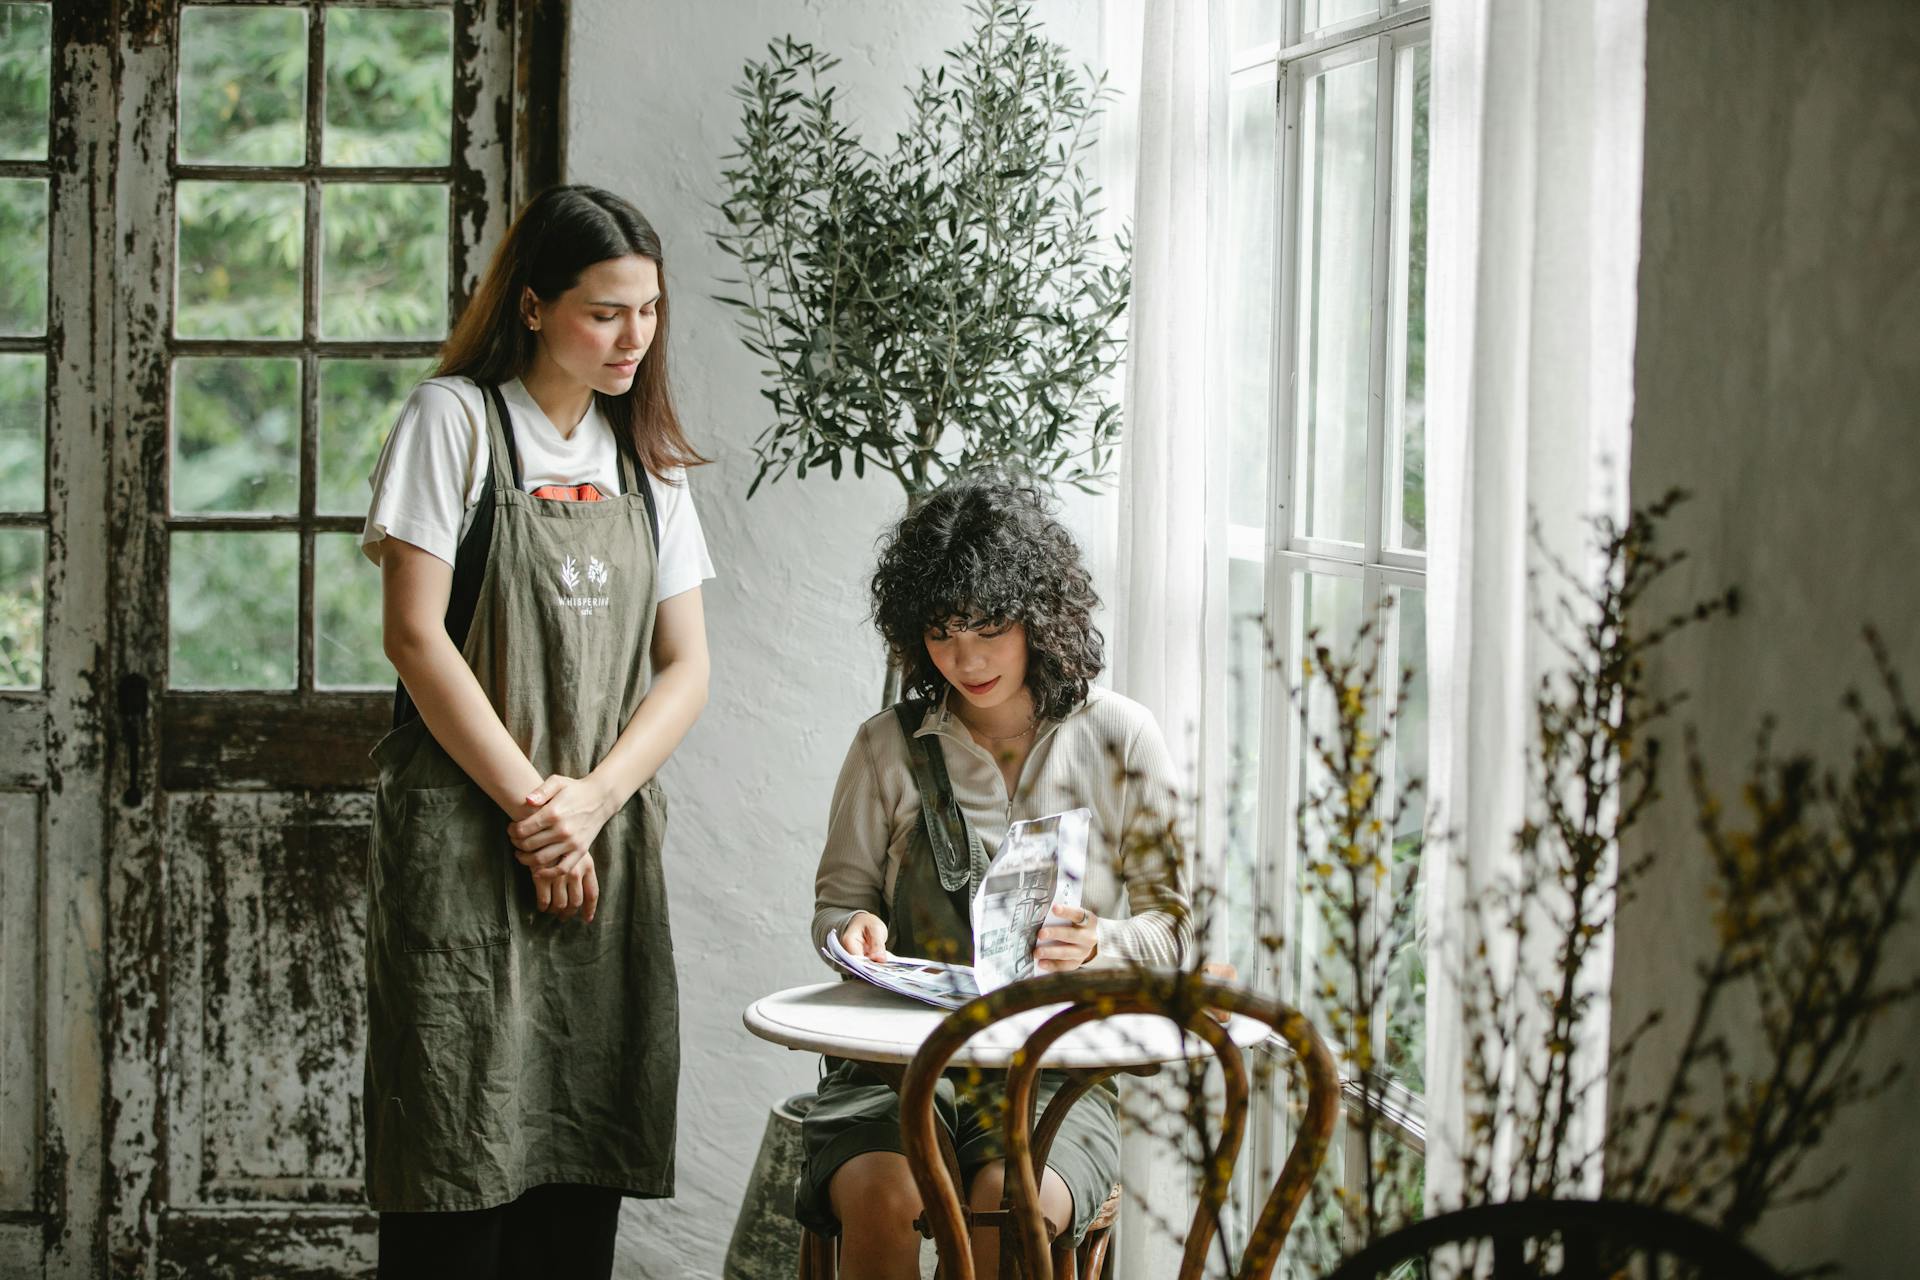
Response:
[360,376,715,602]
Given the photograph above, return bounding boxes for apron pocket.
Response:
[388,781,511,953]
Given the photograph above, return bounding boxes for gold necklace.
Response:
[956,707,1038,743]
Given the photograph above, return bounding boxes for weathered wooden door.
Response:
[0,5,114,1278]
[87,2,553,1276]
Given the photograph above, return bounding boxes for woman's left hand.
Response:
[1034,905,1100,973]
[510,773,618,880]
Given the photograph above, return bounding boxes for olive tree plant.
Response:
[714,0,1130,501]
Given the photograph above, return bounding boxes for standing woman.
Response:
[358,185,713,1278]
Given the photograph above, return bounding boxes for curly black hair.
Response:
[871,474,1104,721]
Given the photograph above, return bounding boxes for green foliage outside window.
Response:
[0,528,40,689]
[0,5,46,687]
[165,7,450,688]
[0,3,49,161]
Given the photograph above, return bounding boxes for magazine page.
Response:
[970,807,1091,992]
[822,928,981,1010]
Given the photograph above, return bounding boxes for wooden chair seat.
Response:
[800,1178,1121,1278]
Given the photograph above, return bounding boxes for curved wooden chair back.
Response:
[898,968,1339,1280]
[1323,1199,1785,1280]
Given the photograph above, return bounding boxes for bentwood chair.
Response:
[898,968,1341,1280]
[1322,1200,1786,1280]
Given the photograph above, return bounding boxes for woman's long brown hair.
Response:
[435,185,708,481]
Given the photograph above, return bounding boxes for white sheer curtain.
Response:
[1423,0,1648,1209]
[1109,0,1216,1274]
[1112,0,1214,765]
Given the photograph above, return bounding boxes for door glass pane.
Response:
[323,7,454,166]
[0,2,51,161]
[1303,0,1376,33]
[0,526,41,689]
[1291,569,1364,1031]
[170,531,297,690]
[1388,43,1429,553]
[1385,584,1426,1091]
[1227,73,1278,531]
[0,353,42,512]
[0,177,46,337]
[315,532,385,688]
[176,180,304,339]
[318,357,433,515]
[320,182,448,339]
[171,357,300,515]
[1291,56,1376,546]
[177,6,308,167]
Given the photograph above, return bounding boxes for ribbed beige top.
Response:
[810,685,1194,970]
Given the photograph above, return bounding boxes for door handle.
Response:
[118,673,149,808]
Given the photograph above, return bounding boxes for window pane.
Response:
[1231,0,1281,51]
[176,180,304,340]
[1226,556,1267,982]
[0,177,46,337]
[323,7,453,167]
[1228,73,1278,530]
[315,532,385,689]
[0,526,41,689]
[1291,56,1376,546]
[0,3,51,161]
[1292,569,1364,1029]
[0,353,42,512]
[1388,44,1429,553]
[318,357,433,515]
[170,531,297,690]
[1385,585,1426,1091]
[170,357,300,515]
[1302,0,1376,34]
[177,6,308,167]
[320,182,448,340]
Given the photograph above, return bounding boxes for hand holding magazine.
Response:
[970,807,1090,989]
[822,928,981,1011]
[822,807,1092,1009]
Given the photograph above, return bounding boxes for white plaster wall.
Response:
[565,3,1114,1273]
[1616,3,1920,1275]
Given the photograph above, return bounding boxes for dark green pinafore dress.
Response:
[796,701,1119,1243]
[363,383,678,1212]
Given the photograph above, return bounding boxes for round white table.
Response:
[744,978,1271,1069]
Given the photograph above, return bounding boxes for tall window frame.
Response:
[1214,0,1433,1251]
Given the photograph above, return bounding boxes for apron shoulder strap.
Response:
[893,700,986,896]
[481,382,524,488]
[613,426,661,552]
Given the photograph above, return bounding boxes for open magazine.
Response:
[821,807,1091,1009]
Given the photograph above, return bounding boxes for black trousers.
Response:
[376,1183,623,1280]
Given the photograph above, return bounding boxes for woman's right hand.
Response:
[843,911,890,961]
[532,854,599,924]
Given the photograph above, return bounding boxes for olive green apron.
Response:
[363,383,678,1213]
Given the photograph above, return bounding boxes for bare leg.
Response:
[829,1152,926,1280]
[965,1160,1074,1280]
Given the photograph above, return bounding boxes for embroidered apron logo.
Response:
[555,552,613,615]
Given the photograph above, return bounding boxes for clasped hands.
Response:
[843,904,1100,973]
[509,773,620,924]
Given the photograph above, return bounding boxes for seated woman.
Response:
[800,474,1193,1279]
